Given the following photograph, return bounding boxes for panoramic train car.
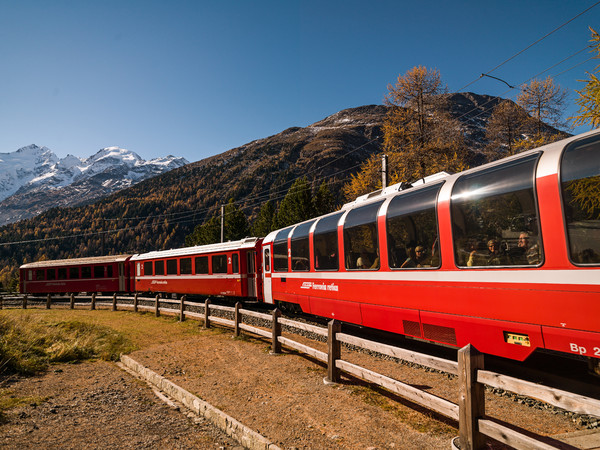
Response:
[132,238,263,299]
[19,255,133,295]
[262,130,600,361]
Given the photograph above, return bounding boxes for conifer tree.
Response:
[517,77,568,138]
[251,200,275,237]
[185,216,220,246]
[223,199,250,241]
[313,182,336,217]
[571,27,600,128]
[484,99,531,160]
[273,178,314,229]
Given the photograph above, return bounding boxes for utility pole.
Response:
[220,205,224,243]
[381,154,388,190]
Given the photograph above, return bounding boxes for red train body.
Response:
[19,255,133,295]
[18,130,600,363]
[131,238,263,300]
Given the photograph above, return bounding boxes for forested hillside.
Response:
[0,93,561,288]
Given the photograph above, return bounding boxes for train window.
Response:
[155,260,165,275]
[273,227,293,272]
[107,266,113,278]
[82,267,92,278]
[561,136,600,265]
[180,258,192,274]
[167,259,178,275]
[212,254,227,274]
[264,248,271,272]
[232,254,239,273]
[144,261,153,276]
[36,269,45,281]
[387,183,442,269]
[313,212,343,271]
[195,256,209,274]
[94,266,104,278]
[291,220,315,272]
[28,270,33,281]
[344,201,383,270]
[451,154,543,268]
[58,268,67,280]
[47,269,56,280]
[69,267,79,279]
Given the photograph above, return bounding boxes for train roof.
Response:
[131,237,262,261]
[20,254,133,269]
[264,128,600,245]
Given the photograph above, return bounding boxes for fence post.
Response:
[180,295,186,322]
[327,319,342,383]
[271,308,281,354]
[70,293,75,309]
[458,344,486,450]
[155,295,160,317]
[204,298,211,328]
[234,302,241,337]
[112,293,117,311]
[134,293,139,313]
[91,293,96,310]
[23,294,28,309]
[46,293,52,309]
[0,295,3,310]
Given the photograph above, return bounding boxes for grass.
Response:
[0,309,209,377]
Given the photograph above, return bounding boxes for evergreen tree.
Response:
[274,178,315,229]
[251,200,275,237]
[223,199,250,241]
[571,27,600,128]
[313,182,336,217]
[185,216,220,246]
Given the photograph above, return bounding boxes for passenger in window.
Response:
[515,232,540,265]
[401,247,418,268]
[369,249,380,269]
[357,251,371,269]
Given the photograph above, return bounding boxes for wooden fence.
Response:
[3,293,600,450]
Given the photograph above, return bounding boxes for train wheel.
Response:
[588,358,600,378]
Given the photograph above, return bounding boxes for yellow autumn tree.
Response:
[344,66,468,201]
[571,27,600,128]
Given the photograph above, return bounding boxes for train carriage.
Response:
[132,238,263,299]
[262,130,600,362]
[19,255,133,295]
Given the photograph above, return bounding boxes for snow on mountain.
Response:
[0,145,188,225]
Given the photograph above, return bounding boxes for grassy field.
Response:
[0,309,209,376]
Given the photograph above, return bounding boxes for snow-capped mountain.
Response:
[0,145,189,225]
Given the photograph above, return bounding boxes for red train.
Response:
[20,130,600,363]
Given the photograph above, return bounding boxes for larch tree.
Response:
[517,76,568,139]
[571,27,600,128]
[345,66,468,201]
[484,99,531,160]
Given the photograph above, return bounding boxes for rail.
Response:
[2,293,599,449]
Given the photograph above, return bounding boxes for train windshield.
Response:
[451,153,543,268]
[561,135,600,265]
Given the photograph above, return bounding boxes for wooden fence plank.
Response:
[209,304,235,312]
[239,323,272,339]
[278,336,328,362]
[478,419,573,450]
[278,318,328,336]
[336,359,459,420]
[239,308,273,321]
[207,316,235,327]
[337,332,458,375]
[477,370,600,417]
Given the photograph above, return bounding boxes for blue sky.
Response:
[1,0,598,162]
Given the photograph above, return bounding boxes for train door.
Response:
[247,251,257,297]
[118,262,125,292]
[262,246,273,304]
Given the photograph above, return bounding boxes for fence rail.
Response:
[3,293,599,450]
